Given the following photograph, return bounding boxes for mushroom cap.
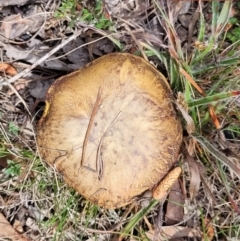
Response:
[37,53,182,209]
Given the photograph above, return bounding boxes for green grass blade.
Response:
[211,0,220,34]
[191,1,232,65]
[192,55,240,74]
[188,91,240,107]
[120,200,158,239]
[198,4,205,42]
[169,58,181,88]
[215,0,232,39]
[140,42,169,68]
[192,133,240,179]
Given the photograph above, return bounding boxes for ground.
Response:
[0,0,240,241]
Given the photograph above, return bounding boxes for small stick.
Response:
[96,111,122,180]
[81,88,102,167]
[0,29,83,87]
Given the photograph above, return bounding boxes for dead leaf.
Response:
[28,79,54,100]
[0,63,17,76]
[23,5,46,34]
[4,44,73,71]
[176,92,196,134]
[25,218,39,233]
[13,219,24,233]
[178,1,191,15]
[85,36,115,57]
[184,148,201,200]
[5,44,32,60]
[104,0,150,19]
[0,212,32,241]
[138,33,166,48]
[179,14,192,28]
[7,79,29,96]
[0,0,29,7]
[165,180,184,225]
[0,153,16,169]
[62,37,90,68]
[0,14,32,39]
[202,218,215,241]
[0,7,45,40]
[167,0,191,23]
[186,137,197,156]
[146,226,202,240]
[200,173,219,206]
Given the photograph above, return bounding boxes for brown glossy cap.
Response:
[37,53,182,209]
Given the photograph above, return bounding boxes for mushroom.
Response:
[37,53,182,209]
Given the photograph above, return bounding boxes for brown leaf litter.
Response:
[0,212,32,241]
[0,63,17,76]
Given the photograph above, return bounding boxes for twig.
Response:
[0,28,83,87]
[124,25,148,61]
[47,28,145,62]
[81,88,102,167]
[96,111,121,180]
